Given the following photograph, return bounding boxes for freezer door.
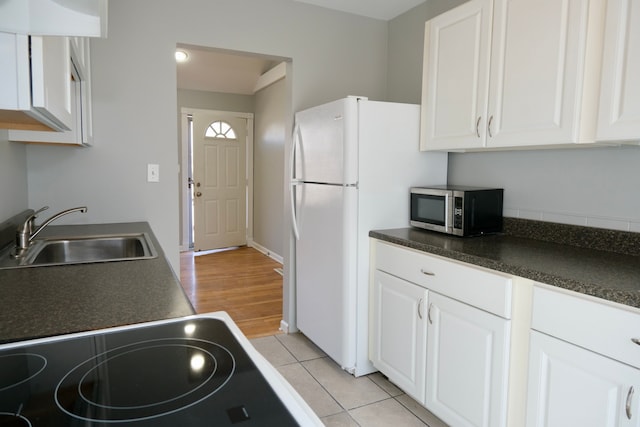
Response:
[293,98,358,185]
[295,183,357,369]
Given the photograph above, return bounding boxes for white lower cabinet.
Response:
[370,240,640,427]
[526,331,640,427]
[526,285,640,427]
[369,239,517,427]
[370,269,428,402]
[426,292,510,427]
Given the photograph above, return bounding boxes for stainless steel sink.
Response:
[0,233,158,269]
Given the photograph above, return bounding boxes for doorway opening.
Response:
[176,42,294,334]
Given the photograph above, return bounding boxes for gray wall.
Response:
[387,0,468,104]
[389,0,640,232]
[23,0,388,275]
[19,0,389,328]
[177,89,255,114]
[253,78,286,258]
[0,131,28,221]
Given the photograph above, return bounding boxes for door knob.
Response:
[196,192,202,197]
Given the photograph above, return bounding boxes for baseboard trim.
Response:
[248,240,283,264]
[279,319,289,334]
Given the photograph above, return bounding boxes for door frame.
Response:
[179,107,254,251]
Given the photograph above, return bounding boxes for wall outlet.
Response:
[147,164,160,182]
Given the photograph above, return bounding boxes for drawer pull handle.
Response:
[632,338,640,346]
[427,303,433,325]
[627,386,634,419]
[420,269,435,276]
[417,298,423,319]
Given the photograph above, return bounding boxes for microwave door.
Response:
[410,190,452,233]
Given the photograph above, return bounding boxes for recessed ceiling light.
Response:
[175,50,189,63]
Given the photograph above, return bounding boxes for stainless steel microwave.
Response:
[410,186,504,236]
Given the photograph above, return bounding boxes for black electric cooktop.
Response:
[0,317,299,426]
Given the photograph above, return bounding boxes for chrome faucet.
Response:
[13,206,88,258]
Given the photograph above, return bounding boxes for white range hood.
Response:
[0,0,108,37]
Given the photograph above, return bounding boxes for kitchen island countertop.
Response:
[370,224,640,310]
[0,222,195,343]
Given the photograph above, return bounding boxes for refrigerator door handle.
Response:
[290,123,301,240]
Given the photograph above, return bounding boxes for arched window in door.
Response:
[205,120,237,139]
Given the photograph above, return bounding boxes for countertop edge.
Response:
[369,229,640,310]
[0,222,195,343]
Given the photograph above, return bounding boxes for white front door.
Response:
[191,111,247,251]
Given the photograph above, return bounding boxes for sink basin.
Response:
[0,233,158,269]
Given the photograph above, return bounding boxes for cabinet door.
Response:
[486,0,595,148]
[426,292,510,427]
[30,36,73,131]
[9,37,92,146]
[420,0,493,151]
[370,270,428,403]
[597,0,640,142]
[526,331,640,427]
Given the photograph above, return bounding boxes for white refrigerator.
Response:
[290,97,447,376]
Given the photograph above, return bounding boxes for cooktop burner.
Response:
[0,316,302,426]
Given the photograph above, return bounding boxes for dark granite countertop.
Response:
[370,220,640,310]
[0,222,195,343]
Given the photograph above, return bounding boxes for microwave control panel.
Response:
[453,197,463,229]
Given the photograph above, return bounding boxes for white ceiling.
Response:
[176,45,280,95]
[293,0,426,20]
[176,1,426,94]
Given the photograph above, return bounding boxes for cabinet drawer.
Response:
[374,241,512,318]
[532,285,640,369]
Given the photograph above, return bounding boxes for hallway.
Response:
[179,246,283,338]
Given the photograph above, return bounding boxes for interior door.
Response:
[191,111,247,251]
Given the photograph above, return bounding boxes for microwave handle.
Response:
[444,193,451,232]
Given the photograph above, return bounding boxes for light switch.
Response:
[147,164,160,182]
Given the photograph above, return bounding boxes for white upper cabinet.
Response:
[31,36,74,131]
[0,33,74,132]
[420,0,492,151]
[7,36,93,146]
[421,0,605,151]
[0,0,107,37]
[596,0,640,142]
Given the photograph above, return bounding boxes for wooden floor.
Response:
[179,246,284,339]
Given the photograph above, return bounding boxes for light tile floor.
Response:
[250,333,449,427]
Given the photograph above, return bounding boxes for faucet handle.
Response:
[32,206,49,217]
[24,206,49,233]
